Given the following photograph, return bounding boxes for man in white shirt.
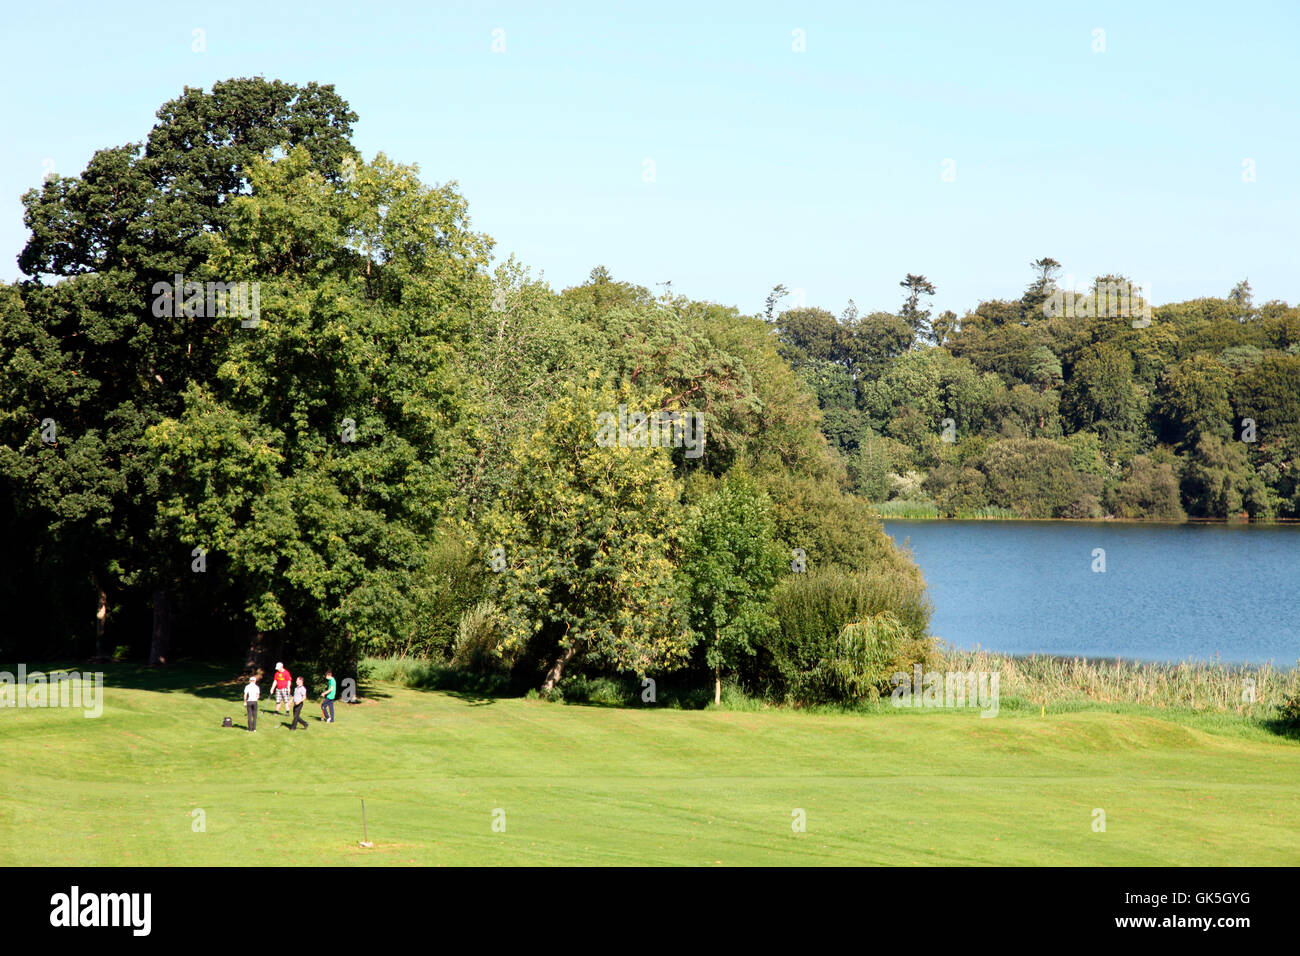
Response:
[289,676,309,730]
[243,676,260,732]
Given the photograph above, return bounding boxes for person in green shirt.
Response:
[321,670,337,723]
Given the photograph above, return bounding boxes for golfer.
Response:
[289,676,308,730]
[321,670,337,723]
[243,675,260,732]
[270,662,293,716]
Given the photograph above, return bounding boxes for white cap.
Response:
[276,662,283,669]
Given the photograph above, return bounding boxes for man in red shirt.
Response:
[271,662,293,717]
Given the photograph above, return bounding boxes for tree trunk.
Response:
[93,573,107,659]
[713,628,722,706]
[149,587,171,665]
[244,626,270,677]
[540,643,578,696]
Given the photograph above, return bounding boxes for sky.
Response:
[2,0,1297,319]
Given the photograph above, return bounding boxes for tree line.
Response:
[775,260,1300,521]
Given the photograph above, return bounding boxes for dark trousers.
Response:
[246,701,258,731]
[322,697,335,721]
[290,701,307,729]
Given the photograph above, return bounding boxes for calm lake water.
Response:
[881,521,1300,666]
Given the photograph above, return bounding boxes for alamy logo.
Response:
[0,665,103,717]
[151,273,261,327]
[50,886,151,936]
[1042,276,1152,328]
[595,404,705,459]
[891,664,1000,718]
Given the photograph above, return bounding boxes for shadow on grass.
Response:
[1260,718,1300,741]
[1,660,405,707]
[2,660,397,720]
[0,659,244,700]
[443,690,498,706]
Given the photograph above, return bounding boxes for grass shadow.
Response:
[442,689,498,706]
[4,660,387,708]
[0,659,244,700]
[1260,718,1300,741]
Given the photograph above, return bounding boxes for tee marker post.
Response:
[360,798,374,848]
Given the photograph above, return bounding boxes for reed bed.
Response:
[873,499,940,518]
[941,644,1300,713]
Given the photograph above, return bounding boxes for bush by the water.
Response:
[1277,690,1300,727]
[753,566,933,701]
[806,612,919,702]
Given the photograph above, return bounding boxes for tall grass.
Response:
[872,499,940,518]
[941,644,1300,714]
[953,505,1019,519]
[872,502,1019,519]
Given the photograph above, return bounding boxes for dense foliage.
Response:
[0,79,932,703]
[773,268,1300,521]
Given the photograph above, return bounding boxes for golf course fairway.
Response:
[3,664,1298,866]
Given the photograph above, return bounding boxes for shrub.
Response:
[1108,455,1187,521]
[889,469,928,500]
[1277,691,1300,727]
[978,437,1101,517]
[555,675,633,706]
[848,434,909,502]
[754,565,932,701]
[807,612,915,702]
[367,534,486,660]
[925,463,991,517]
[451,601,509,675]
[1062,492,1104,519]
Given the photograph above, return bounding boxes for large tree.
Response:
[1,78,359,663]
[483,380,694,694]
[148,147,491,671]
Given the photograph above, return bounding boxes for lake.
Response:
[880,520,1300,666]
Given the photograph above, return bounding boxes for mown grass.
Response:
[3,658,1299,866]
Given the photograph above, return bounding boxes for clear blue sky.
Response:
[3,0,1297,318]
